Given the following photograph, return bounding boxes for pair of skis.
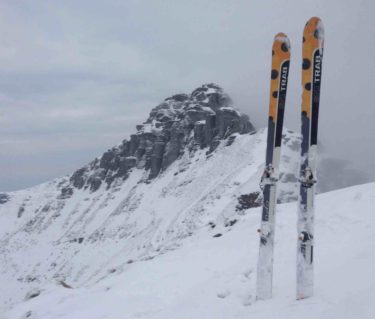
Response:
[256,17,324,300]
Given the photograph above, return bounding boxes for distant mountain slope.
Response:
[3,182,375,319]
[317,156,370,193]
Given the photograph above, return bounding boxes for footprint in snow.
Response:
[242,293,253,306]
[217,289,231,299]
[21,311,34,319]
[242,268,253,280]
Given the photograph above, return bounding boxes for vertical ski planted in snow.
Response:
[256,33,290,300]
[297,17,324,300]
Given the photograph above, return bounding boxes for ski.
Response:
[256,33,290,300]
[296,17,324,300]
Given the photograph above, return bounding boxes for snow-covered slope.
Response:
[0,127,300,312]
[3,182,375,319]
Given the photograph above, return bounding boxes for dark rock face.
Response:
[236,192,262,212]
[58,187,74,199]
[0,193,10,204]
[66,83,255,193]
[71,168,87,189]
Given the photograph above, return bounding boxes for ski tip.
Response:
[274,32,289,43]
[304,17,324,42]
[305,16,323,26]
[273,32,291,53]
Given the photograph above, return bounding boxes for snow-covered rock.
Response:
[68,83,255,192]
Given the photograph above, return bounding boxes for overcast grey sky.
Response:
[1,0,375,191]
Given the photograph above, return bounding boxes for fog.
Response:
[0,0,374,191]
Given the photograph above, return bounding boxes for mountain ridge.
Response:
[65,83,254,195]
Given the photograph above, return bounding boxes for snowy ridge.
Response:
[65,83,254,193]
[3,182,375,318]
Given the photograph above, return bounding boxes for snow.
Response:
[316,19,325,52]
[200,106,216,114]
[3,182,375,318]
[195,120,206,125]
[0,129,299,311]
[219,106,241,117]
[204,87,217,95]
[1,127,374,318]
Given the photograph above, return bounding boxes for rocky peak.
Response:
[68,84,255,194]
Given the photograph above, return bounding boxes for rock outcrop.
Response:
[69,83,255,193]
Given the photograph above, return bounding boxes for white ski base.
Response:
[256,184,277,300]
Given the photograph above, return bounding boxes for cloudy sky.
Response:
[1,0,375,191]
